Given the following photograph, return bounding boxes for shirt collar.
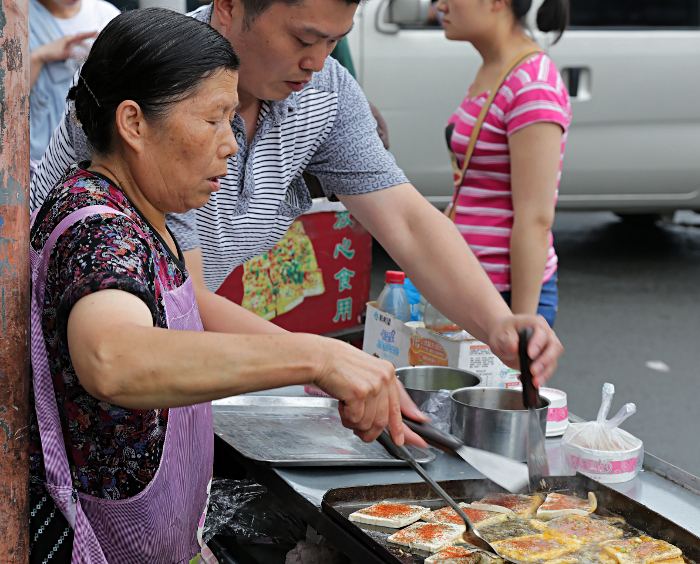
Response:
[268,96,297,125]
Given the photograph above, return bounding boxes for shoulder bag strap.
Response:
[447,47,544,222]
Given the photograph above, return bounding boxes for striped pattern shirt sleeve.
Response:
[505,55,571,136]
[304,59,408,197]
[30,101,90,213]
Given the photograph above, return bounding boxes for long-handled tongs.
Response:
[376,429,474,529]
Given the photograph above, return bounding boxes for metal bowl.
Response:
[396,366,482,408]
[450,387,550,461]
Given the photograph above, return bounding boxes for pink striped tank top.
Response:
[448,52,572,291]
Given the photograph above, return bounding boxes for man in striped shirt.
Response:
[31,0,563,403]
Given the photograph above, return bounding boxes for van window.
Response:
[570,0,700,27]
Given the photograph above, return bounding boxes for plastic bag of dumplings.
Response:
[560,383,643,483]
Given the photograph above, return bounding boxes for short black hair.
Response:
[240,0,363,29]
[68,7,241,155]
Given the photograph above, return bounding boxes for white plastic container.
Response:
[540,387,569,437]
[512,386,568,437]
[561,425,644,483]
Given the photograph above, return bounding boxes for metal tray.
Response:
[212,396,436,466]
[321,475,700,564]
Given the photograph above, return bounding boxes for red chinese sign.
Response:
[216,207,372,334]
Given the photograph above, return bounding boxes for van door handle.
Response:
[563,67,591,101]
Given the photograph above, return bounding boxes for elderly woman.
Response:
[29,9,416,563]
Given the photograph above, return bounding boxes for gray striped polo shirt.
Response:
[30,4,407,292]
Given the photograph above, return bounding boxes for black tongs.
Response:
[376,429,473,529]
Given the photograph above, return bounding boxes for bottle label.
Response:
[373,310,393,326]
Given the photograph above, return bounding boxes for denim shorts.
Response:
[499,272,558,328]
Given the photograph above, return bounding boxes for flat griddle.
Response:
[321,475,700,564]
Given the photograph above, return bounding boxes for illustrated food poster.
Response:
[216,207,372,334]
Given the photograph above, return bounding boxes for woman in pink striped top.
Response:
[438,0,571,326]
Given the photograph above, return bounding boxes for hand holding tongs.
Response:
[376,429,474,529]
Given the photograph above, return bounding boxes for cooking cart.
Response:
[212,386,700,564]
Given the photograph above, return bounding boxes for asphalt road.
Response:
[370,211,700,475]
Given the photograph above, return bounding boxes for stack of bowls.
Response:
[510,386,570,437]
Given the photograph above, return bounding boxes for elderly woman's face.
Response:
[133,69,239,214]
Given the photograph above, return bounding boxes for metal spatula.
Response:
[376,429,473,529]
[401,418,528,493]
[519,327,550,491]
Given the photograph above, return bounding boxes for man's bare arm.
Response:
[339,184,563,385]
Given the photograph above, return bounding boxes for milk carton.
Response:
[363,302,520,387]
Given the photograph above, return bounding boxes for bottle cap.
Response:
[385,271,405,284]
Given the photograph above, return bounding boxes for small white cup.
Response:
[511,386,569,436]
[539,387,569,437]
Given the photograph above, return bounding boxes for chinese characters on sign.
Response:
[333,213,357,324]
[333,267,355,292]
[333,298,353,323]
[216,206,371,334]
[333,211,355,230]
[333,238,355,260]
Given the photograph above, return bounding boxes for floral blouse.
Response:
[29,163,189,500]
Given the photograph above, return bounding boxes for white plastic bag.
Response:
[418,389,452,433]
[561,383,643,483]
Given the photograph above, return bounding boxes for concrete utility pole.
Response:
[0,0,31,558]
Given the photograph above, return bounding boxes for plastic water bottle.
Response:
[376,271,411,322]
[403,278,423,322]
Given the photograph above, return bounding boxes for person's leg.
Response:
[499,272,558,328]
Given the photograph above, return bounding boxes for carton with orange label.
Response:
[363,302,520,387]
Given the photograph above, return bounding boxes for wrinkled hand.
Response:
[313,338,428,448]
[34,31,98,64]
[487,314,563,387]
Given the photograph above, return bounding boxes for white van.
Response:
[347,0,700,216]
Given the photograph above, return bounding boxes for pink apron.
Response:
[31,205,214,563]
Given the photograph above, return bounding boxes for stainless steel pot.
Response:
[450,387,550,462]
[396,366,482,408]
[397,367,481,433]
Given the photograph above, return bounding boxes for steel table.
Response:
[214,386,700,563]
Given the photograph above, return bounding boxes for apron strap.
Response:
[31,205,132,562]
[31,206,129,512]
[447,48,544,222]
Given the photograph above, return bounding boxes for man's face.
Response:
[224,0,357,102]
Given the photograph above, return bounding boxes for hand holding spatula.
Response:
[519,327,551,491]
